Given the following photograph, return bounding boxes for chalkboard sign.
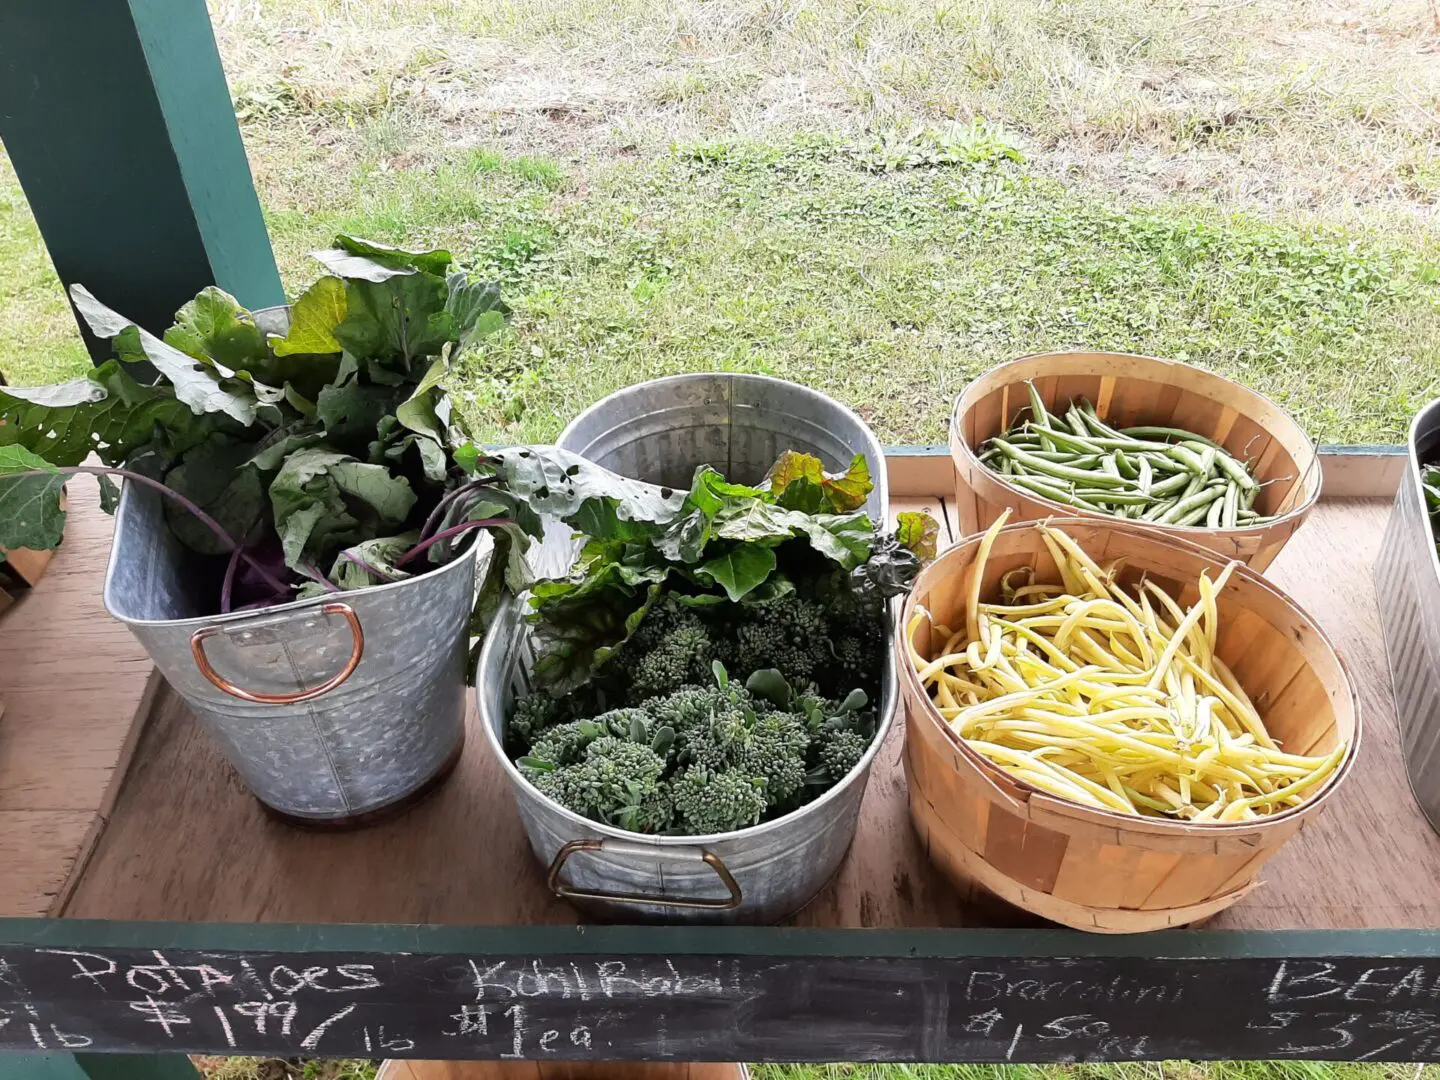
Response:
[5,938,1440,1062]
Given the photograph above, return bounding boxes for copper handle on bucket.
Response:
[546,838,743,910]
[190,602,365,704]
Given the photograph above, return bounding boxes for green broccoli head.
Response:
[734,710,811,810]
[670,765,768,835]
[728,595,828,683]
[528,717,607,766]
[627,621,715,702]
[817,727,870,783]
[508,692,559,747]
[522,736,669,832]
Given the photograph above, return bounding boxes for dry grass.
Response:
[210,0,1440,222]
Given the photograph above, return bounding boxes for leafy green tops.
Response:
[0,235,514,611]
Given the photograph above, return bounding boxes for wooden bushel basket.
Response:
[897,517,1360,933]
[951,352,1321,570]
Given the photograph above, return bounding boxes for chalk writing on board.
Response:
[1266,961,1440,1005]
[7,946,1440,1061]
[961,971,1181,1006]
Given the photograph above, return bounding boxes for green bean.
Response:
[1027,381,1052,429]
[1074,490,1154,506]
[1029,424,1105,455]
[992,440,1129,487]
[981,381,1275,528]
[1150,472,1192,497]
[1215,452,1260,492]
[1113,451,1140,481]
[1077,401,1127,441]
[1169,445,1210,475]
[1007,474,1104,511]
[1175,501,1218,527]
[1157,486,1224,525]
[1120,426,1225,449]
[1024,451,1103,468]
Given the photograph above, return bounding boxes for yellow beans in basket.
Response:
[904,512,1347,822]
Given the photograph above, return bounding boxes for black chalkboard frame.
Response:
[6,919,1440,1073]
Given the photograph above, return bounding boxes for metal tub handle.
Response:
[190,602,365,704]
[546,838,742,910]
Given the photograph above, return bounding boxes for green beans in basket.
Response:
[976,381,1287,527]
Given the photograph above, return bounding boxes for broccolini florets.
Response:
[511,659,879,836]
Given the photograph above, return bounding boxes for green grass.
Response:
[4,131,1437,443]
[246,133,1440,446]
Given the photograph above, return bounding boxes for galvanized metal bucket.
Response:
[1376,397,1440,833]
[477,373,895,924]
[102,304,470,826]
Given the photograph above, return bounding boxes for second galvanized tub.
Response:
[1375,397,1440,833]
[477,373,894,924]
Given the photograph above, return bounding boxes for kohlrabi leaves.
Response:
[268,446,416,571]
[395,357,451,448]
[247,425,324,473]
[330,531,418,590]
[329,458,418,523]
[96,474,121,514]
[334,274,452,363]
[71,285,260,425]
[270,276,347,357]
[0,445,68,555]
[0,360,207,467]
[316,380,400,454]
[311,235,453,281]
[445,273,510,351]
[163,287,269,371]
[163,435,268,556]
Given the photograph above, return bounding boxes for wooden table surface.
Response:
[42,485,1432,932]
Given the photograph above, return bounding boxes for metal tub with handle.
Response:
[103,481,473,825]
[101,304,471,826]
[477,373,895,924]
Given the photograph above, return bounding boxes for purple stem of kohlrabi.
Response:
[220,545,244,615]
[418,476,501,542]
[340,551,402,585]
[17,465,292,597]
[395,517,510,567]
[302,562,341,593]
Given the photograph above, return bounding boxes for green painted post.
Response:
[0,1053,201,1080]
[0,0,284,360]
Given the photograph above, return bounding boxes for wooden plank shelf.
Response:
[1,448,1435,1067]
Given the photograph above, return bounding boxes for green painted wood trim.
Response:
[0,0,282,360]
[0,1053,200,1080]
[5,917,1440,960]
